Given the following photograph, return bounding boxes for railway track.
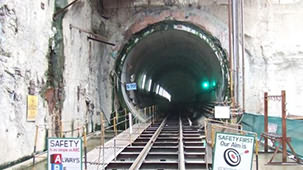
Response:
[105,116,208,170]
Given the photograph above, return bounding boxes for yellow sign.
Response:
[27,95,38,121]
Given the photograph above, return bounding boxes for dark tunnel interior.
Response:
[116,21,229,120]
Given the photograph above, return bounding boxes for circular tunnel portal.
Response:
[116,21,229,120]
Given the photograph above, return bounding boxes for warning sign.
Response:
[27,95,38,121]
[213,132,255,170]
[48,138,82,170]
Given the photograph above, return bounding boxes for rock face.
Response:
[244,0,303,116]
[0,0,54,165]
[0,0,303,166]
[61,0,109,136]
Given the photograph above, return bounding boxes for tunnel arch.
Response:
[115,20,229,120]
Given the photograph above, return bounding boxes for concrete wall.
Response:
[0,0,54,165]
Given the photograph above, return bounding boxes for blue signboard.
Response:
[126,83,137,91]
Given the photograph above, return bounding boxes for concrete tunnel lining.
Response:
[116,21,229,119]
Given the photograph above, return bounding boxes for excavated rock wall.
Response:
[61,0,108,135]
[0,0,54,166]
[244,0,303,116]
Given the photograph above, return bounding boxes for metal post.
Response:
[153,106,156,123]
[53,0,80,20]
[255,137,259,170]
[240,0,246,112]
[83,127,88,170]
[113,116,117,136]
[129,112,133,145]
[204,119,209,169]
[33,125,39,165]
[60,120,63,138]
[114,139,117,161]
[232,0,240,106]
[264,92,268,152]
[149,106,152,123]
[124,108,127,130]
[77,120,80,137]
[100,112,105,169]
[281,90,287,162]
[114,110,118,137]
[228,0,235,107]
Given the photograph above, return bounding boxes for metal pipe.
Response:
[178,117,186,170]
[53,0,80,20]
[70,24,115,46]
[232,0,240,106]
[228,0,234,107]
[87,36,115,46]
[240,0,245,112]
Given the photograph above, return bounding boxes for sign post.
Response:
[213,132,255,170]
[48,138,82,170]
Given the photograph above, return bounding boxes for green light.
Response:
[202,81,210,90]
[212,81,216,87]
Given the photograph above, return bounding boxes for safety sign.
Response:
[213,132,255,170]
[48,138,82,170]
[27,95,38,121]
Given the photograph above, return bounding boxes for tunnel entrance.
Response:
[115,21,229,120]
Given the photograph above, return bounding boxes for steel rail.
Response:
[129,117,167,170]
[178,117,186,170]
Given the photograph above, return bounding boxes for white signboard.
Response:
[213,132,255,170]
[48,138,82,170]
[126,83,137,91]
[215,106,230,119]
